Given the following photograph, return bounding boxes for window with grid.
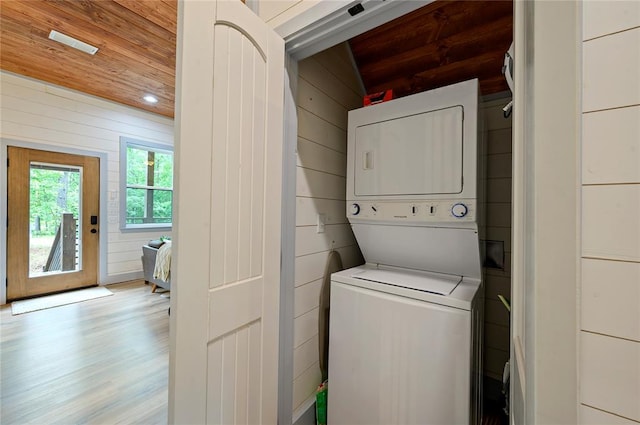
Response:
[120,138,173,230]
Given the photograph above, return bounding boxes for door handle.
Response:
[91,229,97,234]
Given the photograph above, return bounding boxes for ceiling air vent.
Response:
[48,30,99,55]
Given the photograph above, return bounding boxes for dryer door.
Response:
[353,105,463,196]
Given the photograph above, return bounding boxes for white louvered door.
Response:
[171,1,284,423]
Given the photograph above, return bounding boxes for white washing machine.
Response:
[328,79,484,424]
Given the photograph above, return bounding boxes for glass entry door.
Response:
[7,147,100,300]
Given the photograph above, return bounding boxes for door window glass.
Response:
[29,163,82,277]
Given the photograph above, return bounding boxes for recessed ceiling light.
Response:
[143,95,159,104]
[48,30,98,55]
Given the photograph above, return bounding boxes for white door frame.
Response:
[510,1,580,423]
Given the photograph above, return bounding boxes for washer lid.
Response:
[350,268,462,296]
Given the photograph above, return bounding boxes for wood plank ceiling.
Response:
[350,0,513,99]
[0,1,512,119]
[0,0,177,118]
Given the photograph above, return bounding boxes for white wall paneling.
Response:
[582,106,640,185]
[582,28,640,112]
[583,0,640,41]
[581,332,640,422]
[582,185,640,262]
[0,71,174,303]
[580,405,640,425]
[581,9,640,421]
[582,258,640,342]
[293,334,319,379]
[292,43,364,413]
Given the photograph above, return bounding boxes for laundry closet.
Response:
[291,1,513,422]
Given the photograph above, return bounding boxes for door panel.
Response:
[7,147,100,300]
[171,0,284,423]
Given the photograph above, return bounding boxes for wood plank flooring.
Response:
[0,280,169,424]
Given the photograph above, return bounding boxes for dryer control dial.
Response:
[451,203,468,218]
[350,203,361,215]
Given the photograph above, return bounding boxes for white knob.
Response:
[350,203,361,215]
[451,203,468,218]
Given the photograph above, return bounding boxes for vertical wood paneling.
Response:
[211,24,230,288]
[207,323,265,425]
[250,54,266,279]
[247,321,261,424]
[238,37,256,282]
[222,333,237,425]
[176,3,283,423]
[207,339,223,424]
[225,28,243,285]
[234,327,249,424]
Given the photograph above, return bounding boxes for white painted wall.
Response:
[0,71,174,299]
[580,2,640,422]
[293,43,364,414]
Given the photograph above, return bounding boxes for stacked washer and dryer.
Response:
[328,79,484,424]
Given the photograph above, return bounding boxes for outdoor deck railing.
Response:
[43,213,78,272]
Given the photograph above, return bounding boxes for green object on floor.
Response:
[316,381,328,425]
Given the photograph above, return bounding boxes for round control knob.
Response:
[350,203,361,216]
[451,203,468,218]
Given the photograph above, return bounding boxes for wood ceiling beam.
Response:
[366,50,508,98]
[351,0,513,64]
[356,15,513,88]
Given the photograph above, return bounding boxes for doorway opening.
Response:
[284,1,513,423]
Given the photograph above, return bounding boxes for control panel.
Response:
[347,200,476,223]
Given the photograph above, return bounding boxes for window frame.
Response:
[119,137,173,232]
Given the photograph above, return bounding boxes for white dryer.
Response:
[328,79,484,424]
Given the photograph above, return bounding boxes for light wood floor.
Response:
[0,280,169,424]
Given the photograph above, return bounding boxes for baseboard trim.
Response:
[293,394,316,425]
[100,271,144,285]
